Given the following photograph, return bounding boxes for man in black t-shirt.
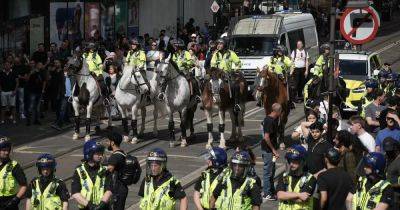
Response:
[31,43,48,65]
[26,62,46,125]
[106,132,128,210]
[261,103,282,201]
[0,61,19,124]
[14,57,30,119]
[318,148,354,210]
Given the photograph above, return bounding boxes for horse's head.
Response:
[121,65,149,93]
[67,55,83,74]
[256,67,274,91]
[155,59,170,85]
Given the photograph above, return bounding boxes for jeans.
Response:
[28,93,41,122]
[262,150,276,195]
[17,88,25,115]
[56,97,70,126]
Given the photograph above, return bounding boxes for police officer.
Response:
[71,140,112,210]
[277,145,316,210]
[193,147,230,210]
[210,150,262,210]
[83,42,108,97]
[313,43,330,78]
[385,72,398,97]
[126,38,151,94]
[0,138,27,210]
[359,78,378,118]
[348,152,394,210]
[139,148,188,210]
[210,38,242,112]
[25,154,69,210]
[378,70,390,91]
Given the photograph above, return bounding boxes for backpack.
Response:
[114,151,142,185]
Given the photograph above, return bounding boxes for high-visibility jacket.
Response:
[267,56,293,75]
[76,164,107,208]
[83,52,103,76]
[126,50,146,69]
[313,55,329,78]
[139,176,181,210]
[360,92,375,118]
[30,178,63,210]
[199,168,230,209]
[278,173,314,210]
[0,160,18,196]
[210,50,241,73]
[352,177,391,210]
[172,51,194,73]
[215,177,256,210]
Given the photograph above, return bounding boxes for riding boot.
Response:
[85,118,91,135]
[74,116,80,133]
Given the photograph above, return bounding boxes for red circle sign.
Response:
[340,7,379,45]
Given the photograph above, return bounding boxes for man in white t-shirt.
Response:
[349,115,376,152]
[290,40,309,103]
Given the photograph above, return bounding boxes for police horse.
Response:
[154,57,192,148]
[68,56,111,141]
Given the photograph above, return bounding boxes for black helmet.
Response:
[0,137,11,151]
[325,148,341,165]
[382,137,399,152]
[320,43,330,51]
[87,42,96,50]
[130,38,140,46]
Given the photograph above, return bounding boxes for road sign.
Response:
[211,1,220,13]
[340,7,379,45]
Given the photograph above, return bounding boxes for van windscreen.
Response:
[339,59,367,76]
[231,37,274,56]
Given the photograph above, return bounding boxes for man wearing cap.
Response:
[126,38,151,94]
[83,43,108,97]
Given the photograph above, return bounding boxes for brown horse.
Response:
[255,68,289,145]
[201,67,247,149]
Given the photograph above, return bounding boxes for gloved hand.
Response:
[5,196,20,209]
[168,180,177,197]
[94,201,107,210]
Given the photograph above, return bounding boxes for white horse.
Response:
[69,56,110,141]
[154,57,191,147]
[115,65,158,143]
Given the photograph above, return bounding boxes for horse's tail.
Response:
[78,83,90,106]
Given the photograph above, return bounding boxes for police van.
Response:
[228,12,319,93]
[337,50,382,113]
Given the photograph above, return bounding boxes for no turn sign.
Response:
[340,7,380,44]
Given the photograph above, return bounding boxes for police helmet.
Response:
[0,137,11,151]
[83,140,105,161]
[230,150,251,179]
[285,145,307,162]
[36,153,57,172]
[216,38,226,46]
[130,38,140,46]
[365,79,378,89]
[387,72,398,81]
[146,148,167,177]
[206,147,228,168]
[325,148,341,165]
[382,137,399,152]
[320,43,330,52]
[209,40,216,46]
[87,42,96,50]
[378,70,389,79]
[363,152,386,177]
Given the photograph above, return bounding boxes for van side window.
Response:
[303,27,318,48]
[288,29,305,51]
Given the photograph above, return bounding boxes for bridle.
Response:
[118,67,148,92]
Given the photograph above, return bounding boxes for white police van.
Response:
[228,12,319,93]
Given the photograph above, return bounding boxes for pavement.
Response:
[2,13,400,209]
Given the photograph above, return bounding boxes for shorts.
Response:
[1,91,16,107]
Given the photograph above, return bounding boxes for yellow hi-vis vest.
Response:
[126,50,146,69]
[278,173,314,210]
[267,56,293,75]
[30,178,62,210]
[76,164,107,208]
[172,51,194,72]
[199,168,230,209]
[210,50,241,72]
[139,176,180,210]
[84,52,103,76]
[360,94,374,118]
[215,177,256,210]
[0,160,18,197]
[352,177,391,210]
[313,55,328,78]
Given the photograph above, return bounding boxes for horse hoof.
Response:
[180,139,188,147]
[72,133,79,140]
[84,135,91,141]
[123,136,130,142]
[169,142,176,148]
[131,138,139,144]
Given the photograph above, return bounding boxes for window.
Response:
[339,59,368,77]
[287,29,305,53]
[303,27,318,48]
[231,37,275,56]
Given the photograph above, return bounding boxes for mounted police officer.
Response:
[71,140,112,210]
[83,42,108,98]
[348,152,394,210]
[359,78,378,118]
[0,138,27,210]
[193,147,230,210]
[277,145,316,210]
[210,150,262,210]
[210,38,243,112]
[138,148,188,210]
[25,153,69,210]
[126,38,151,95]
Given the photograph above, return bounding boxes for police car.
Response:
[337,50,382,113]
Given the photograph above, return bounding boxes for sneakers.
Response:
[263,194,277,202]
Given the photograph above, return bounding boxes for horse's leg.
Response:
[119,105,130,142]
[139,106,146,137]
[228,108,238,141]
[168,112,176,148]
[84,102,94,141]
[180,109,188,147]
[131,104,139,144]
[72,101,80,140]
[237,108,244,142]
[189,107,195,138]
[205,109,213,149]
[218,108,226,149]
[153,103,158,137]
